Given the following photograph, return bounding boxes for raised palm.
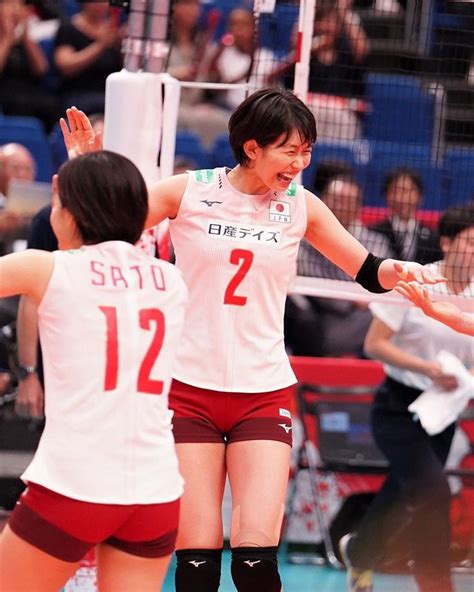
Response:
[395,282,457,320]
[60,106,102,159]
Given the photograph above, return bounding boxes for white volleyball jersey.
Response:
[22,241,188,504]
[169,168,307,392]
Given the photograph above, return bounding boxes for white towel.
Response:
[408,350,474,435]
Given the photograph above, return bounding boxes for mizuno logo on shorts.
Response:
[189,560,206,567]
[278,423,292,434]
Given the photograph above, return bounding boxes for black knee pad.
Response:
[175,548,223,592]
[231,546,281,592]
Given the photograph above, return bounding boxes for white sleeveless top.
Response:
[170,168,308,392]
[22,241,188,504]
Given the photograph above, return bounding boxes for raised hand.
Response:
[395,281,462,321]
[393,261,446,285]
[60,106,102,160]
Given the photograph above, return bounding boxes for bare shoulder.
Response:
[304,189,327,223]
[0,250,54,301]
[147,173,189,224]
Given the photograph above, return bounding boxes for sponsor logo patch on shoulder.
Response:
[286,182,297,197]
[279,408,291,419]
[269,200,290,223]
[195,169,214,184]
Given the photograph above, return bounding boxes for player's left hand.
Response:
[393,261,446,285]
[60,106,102,160]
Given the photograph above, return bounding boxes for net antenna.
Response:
[293,0,317,103]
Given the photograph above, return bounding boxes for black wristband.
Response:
[355,253,390,294]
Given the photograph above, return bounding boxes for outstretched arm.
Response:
[304,191,445,290]
[395,281,474,337]
[0,250,53,302]
[61,107,185,228]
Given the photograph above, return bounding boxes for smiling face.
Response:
[247,130,313,192]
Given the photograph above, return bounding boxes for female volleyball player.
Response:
[396,280,474,336]
[0,151,188,592]
[62,88,444,592]
[341,204,474,592]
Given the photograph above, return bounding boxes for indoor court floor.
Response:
[160,551,474,592]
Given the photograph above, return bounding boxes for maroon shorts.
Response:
[169,380,293,446]
[9,482,180,562]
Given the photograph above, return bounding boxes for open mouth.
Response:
[277,173,293,184]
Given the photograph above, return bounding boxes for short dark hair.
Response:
[312,160,354,195]
[438,202,474,240]
[322,172,360,198]
[57,151,148,246]
[228,88,317,166]
[383,167,424,198]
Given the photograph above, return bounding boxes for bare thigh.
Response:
[227,440,291,548]
[175,442,227,549]
[0,524,80,592]
[96,543,171,592]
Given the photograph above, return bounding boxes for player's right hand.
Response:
[15,373,44,419]
[60,106,102,160]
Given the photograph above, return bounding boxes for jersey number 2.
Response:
[224,249,254,306]
[99,306,165,395]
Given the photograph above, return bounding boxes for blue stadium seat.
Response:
[443,148,474,206]
[259,3,299,57]
[209,133,236,168]
[199,0,243,43]
[49,122,68,173]
[0,116,53,182]
[364,74,435,146]
[61,0,80,18]
[302,140,369,194]
[175,130,210,169]
[365,140,444,209]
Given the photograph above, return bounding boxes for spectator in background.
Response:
[167,0,229,148]
[306,0,369,99]
[0,0,59,132]
[0,142,37,255]
[311,158,355,195]
[285,174,393,357]
[369,167,442,265]
[0,143,37,361]
[273,0,369,140]
[206,8,278,110]
[341,205,474,592]
[54,0,123,114]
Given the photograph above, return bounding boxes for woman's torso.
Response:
[55,22,122,94]
[170,167,307,392]
[23,241,188,504]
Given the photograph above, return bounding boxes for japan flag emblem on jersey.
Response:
[269,200,291,223]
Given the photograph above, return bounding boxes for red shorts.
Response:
[9,482,180,562]
[169,380,293,446]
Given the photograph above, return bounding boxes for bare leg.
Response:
[227,440,291,548]
[96,543,171,592]
[0,524,80,592]
[175,442,227,549]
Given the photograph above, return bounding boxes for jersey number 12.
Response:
[99,306,165,395]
